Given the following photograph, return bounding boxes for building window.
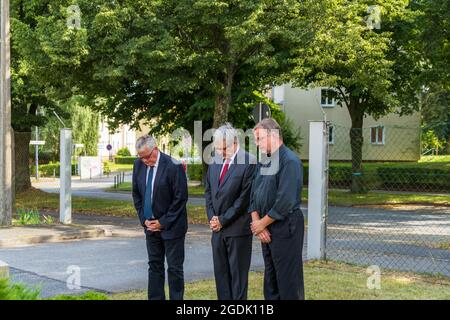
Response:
[328,125,335,144]
[371,126,385,145]
[321,89,336,107]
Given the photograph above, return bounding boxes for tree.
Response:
[289,0,422,193]
[413,0,450,153]
[75,0,314,127]
[39,96,100,161]
[11,0,88,191]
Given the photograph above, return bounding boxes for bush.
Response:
[116,147,131,157]
[114,156,137,164]
[30,162,77,177]
[378,167,450,192]
[0,278,40,300]
[103,161,112,175]
[187,163,203,181]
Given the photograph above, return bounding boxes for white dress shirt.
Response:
[220,147,239,177]
[145,150,161,199]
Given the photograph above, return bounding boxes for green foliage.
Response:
[116,148,131,157]
[30,162,77,177]
[114,156,137,165]
[421,130,446,155]
[187,164,203,181]
[49,291,109,300]
[14,209,55,226]
[377,167,450,191]
[75,0,310,136]
[103,161,112,175]
[16,208,40,225]
[0,278,40,300]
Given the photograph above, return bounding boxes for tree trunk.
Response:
[347,98,366,193]
[213,68,234,129]
[14,131,32,192]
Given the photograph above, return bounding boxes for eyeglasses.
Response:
[139,147,156,161]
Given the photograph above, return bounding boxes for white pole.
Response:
[0,0,12,226]
[35,125,39,180]
[60,128,72,224]
[307,121,328,260]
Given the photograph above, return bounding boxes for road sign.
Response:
[252,103,271,123]
[106,144,112,151]
[29,140,45,146]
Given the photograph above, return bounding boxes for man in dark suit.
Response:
[205,123,256,300]
[132,135,188,300]
[248,118,305,300]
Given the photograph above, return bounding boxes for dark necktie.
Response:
[143,166,154,220]
[219,159,231,185]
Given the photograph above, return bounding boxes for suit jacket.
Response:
[132,152,188,240]
[205,149,256,237]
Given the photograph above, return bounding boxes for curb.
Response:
[0,228,107,248]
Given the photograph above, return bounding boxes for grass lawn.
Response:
[15,188,210,224]
[15,188,136,217]
[106,183,450,208]
[108,260,450,300]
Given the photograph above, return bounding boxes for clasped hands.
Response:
[145,219,162,232]
[250,211,272,244]
[210,216,222,232]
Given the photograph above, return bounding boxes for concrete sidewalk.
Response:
[0,222,142,248]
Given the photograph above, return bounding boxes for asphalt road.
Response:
[17,176,449,297]
[1,225,269,298]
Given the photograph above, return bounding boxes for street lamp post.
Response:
[0,0,12,226]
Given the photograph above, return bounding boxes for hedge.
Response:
[30,162,77,177]
[377,167,450,192]
[184,163,450,193]
[114,156,137,164]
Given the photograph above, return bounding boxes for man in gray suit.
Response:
[205,123,256,300]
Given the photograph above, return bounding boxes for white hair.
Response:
[136,134,157,152]
[213,123,239,147]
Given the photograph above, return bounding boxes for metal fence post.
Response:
[60,128,72,224]
[307,121,329,260]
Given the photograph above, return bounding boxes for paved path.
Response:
[25,176,450,294]
[1,225,270,298]
[32,175,206,205]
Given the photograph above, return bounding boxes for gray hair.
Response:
[213,123,239,147]
[253,118,282,139]
[136,134,157,152]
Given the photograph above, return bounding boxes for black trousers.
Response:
[146,232,185,300]
[261,213,305,300]
[211,232,253,300]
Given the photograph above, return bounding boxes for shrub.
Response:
[30,162,77,177]
[103,161,112,175]
[0,278,40,300]
[187,163,203,181]
[116,148,131,157]
[378,167,450,192]
[114,156,137,165]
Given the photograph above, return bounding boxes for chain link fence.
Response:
[324,124,450,277]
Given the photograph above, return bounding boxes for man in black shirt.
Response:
[248,118,305,300]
